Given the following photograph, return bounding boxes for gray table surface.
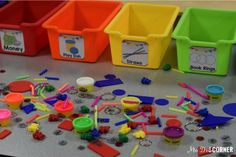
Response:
[0,42,236,157]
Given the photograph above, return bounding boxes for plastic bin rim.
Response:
[186,6,236,13]
[105,3,179,39]
[0,1,66,28]
[43,1,122,35]
[172,7,236,44]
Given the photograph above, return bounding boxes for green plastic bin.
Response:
[173,7,236,76]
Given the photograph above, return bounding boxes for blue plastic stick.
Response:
[184,97,197,105]
[39,69,48,76]
[114,119,129,126]
[157,117,162,128]
[45,76,60,81]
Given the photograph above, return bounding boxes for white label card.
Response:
[0,29,25,53]
[190,46,216,72]
[59,34,84,59]
[122,40,148,66]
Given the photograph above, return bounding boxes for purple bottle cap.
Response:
[163,126,184,138]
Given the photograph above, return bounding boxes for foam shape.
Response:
[199,114,233,127]
[128,94,154,104]
[223,103,236,117]
[94,78,123,87]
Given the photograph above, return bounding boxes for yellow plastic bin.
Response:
[105,3,179,69]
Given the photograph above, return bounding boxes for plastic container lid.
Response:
[0,109,11,120]
[73,117,94,132]
[163,126,184,138]
[4,93,24,104]
[76,77,95,86]
[205,85,224,95]
[54,100,74,112]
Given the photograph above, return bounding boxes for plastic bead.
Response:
[91,128,101,138]
[133,130,146,139]
[48,114,60,122]
[33,130,46,141]
[118,124,131,134]
[141,77,152,85]
[127,121,138,129]
[148,116,157,124]
[162,64,172,71]
[80,105,90,114]
[27,123,40,133]
[45,84,55,92]
[98,126,110,134]
[118,134,129,143]
[80,132,94,141]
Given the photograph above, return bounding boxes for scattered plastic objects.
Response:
[121,96,141,111]
[163,126,184,144]
[166,119,182,127]
[87,140,120,157]
[95,78,123,87]
[130,144,139,157]
[0,109,11,127]
[33,130,46,141]
[73,117,94,133]
[0,129,12,139]
[162,64,172,71]
[223,103,236,117]
[128,94,154,104]
[39,69,48,76]
[133,130,146,139]
[118,134,129,143]
[27,123,40,133]
[80,132,93,141]
[80,105,90,114]
[97,118,110,123]
[58,120,74,131]
[8,80,34,93]
[44,76,60,81]
[141,77,152,85]
[205,84,224,103]
[127,121,138,129]
[155,99,169,106]
[45,84,55,92]
[76,77,95,92]
[196,136,205,141]
[21,103,36,114]
[199,114,233,127]
[178,82,208,100]
[118,124,131,134]
[112,89,126,96]
[99,126,110,134]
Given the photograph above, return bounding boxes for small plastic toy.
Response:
[3,92,24,109]
[155,99,169,106]
[73,117,94,133]
[58,120,74,131]
[45,84,55,92]
[141,105,152,112]
[223,103,236,117]
[44,76,60,81]
[91,128,101,138]
[133,130,146,139]
[8,80,34,93]
[128,94,154,104]
[205,84,224,103]
[33,130,46,141]
[112,89,126,96]
[76,77,95,92]
[0,109,11,127]
[118,124,131,134]
[27,123,40,133]
[0,129,11,140]
[163,126,184,144]
[162,64,172,71]
[130,144,139,157]
[54,100,74,117]
[39,69,48,76]
[21,103,36,114]
[127,121,138,129]
[98,126,110,134]
[141,77,152,85]
[95,78,123,87]
[166,119,182,127]
[80,105,90,114]
[121,96,141,112]
[148,116,157,124]
[80,132,94,141]
[118,134,129,143]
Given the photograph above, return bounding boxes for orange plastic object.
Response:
[43,1,122,62]
[54,100,74,117]
[4,93,24,109]
[0,0,66,56]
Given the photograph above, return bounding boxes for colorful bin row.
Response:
[0,1,236,76]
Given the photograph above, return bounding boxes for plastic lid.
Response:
[163,126,184,138]
[166,119,182,127]
[0,109,11,120]
[205,85,224,95]
[72,117,94,131]
[54,100,74,112]
[4,93,24,104]
[76,77,95,86]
